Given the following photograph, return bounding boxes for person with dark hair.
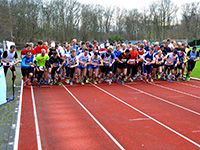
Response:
[34,40,48,55]
[100,48,115,85]
[116,49,131,84]
[175,48,187,81]
[77,48,91,85]
[163,50,179,82]
[2,45,19,87]
[49,51,65,86]
[88,52,103,84]
[141,46,155,83]
[21,51,35,86]
[21,43,36,58]
[65,49,79,85]
[186,46,200,81]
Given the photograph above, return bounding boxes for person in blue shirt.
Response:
[186,46,200,81]
[21,51,35,86]
[175,48,187,81]
[142,46,155,83]
[113,45,121,74]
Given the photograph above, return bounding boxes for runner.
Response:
[153,50,165,81]
[88,52,103,84]
[116,49,131,84]
[138,44,145,81]
[77,48,91,85]
[175,48,187,81]
[34,40,48,55]
[2,45,19,87]
[49,51,65,86]
[65,49,79,85]
[163,50,179,82]
[127,47,138,82]
[186,46,200,81]
[21,44,36,58]
[141,46,155,83]
[35,49,49,87]
[100,49,115,85]
[21,51,35,86]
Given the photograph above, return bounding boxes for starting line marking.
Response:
[129,118,151,121]
[91,83,200,148]
[62,84,125,150]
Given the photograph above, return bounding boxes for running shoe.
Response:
[114,78,118,82]
[133,76,137,80]
[65,79,70,84]
[37,83,41,87]
[130,78,134,82]
[23,82,26,87]
[140,78,143,81]
[169,79,172,82]
[176,79,179,82]
[158,75,161,79]
[81,82,84,85]
[108,80,112,85]
[146,79,149,83]
[181,78,185,81]
[86,79,89,83]
[154,77,157,80]
[186,77,190,82]
[58,82,62,86]
[44,80,48,85]
[70,81,73,85]
[151,79,154,82]
[93,80,97,85]
[121,80,125,84]
[124,77,127,82]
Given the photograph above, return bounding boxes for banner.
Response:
[0,66,7,105]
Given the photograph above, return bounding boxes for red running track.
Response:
[17,80,200,150]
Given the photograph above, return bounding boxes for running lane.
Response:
[65,84,200,149]
[152,81,200,98]
[32,86,121,150]
[127,82,200,113]
[93,83,200,149]
[18,87,37,150]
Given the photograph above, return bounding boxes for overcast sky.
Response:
[77,0,199,20]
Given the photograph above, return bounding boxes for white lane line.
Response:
[14,80,23,150]
[129,118,151,121]
[62,84,125,150]
[31,86,42,150]
[91,83,200,148]
[150,83,200,100]
[178,82,200,89]
[123,84,200,116]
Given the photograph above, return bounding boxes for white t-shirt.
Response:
[165,53,178,65]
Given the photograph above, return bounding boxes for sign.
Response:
[0,66,7,105]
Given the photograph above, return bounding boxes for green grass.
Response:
[190,60,200,79]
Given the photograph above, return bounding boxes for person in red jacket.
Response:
[127,48,138,82]
[21,44,36,58]
[34,40,48,55]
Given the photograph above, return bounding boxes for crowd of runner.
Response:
[0,38,199,87]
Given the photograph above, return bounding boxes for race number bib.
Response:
[122,59,127,63]
[53,63,58,67]
[129,59,135,64]
[39,66,44,71]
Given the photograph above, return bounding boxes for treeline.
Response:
[0,0,200,44]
